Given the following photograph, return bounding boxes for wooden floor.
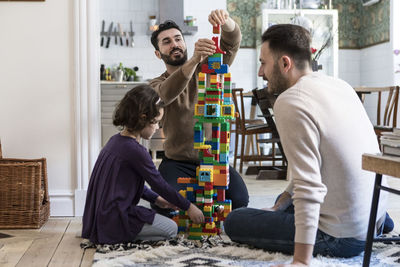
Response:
[1,165,400,267]
[0,217,94,267]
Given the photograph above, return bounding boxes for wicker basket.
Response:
[0,141,50,229]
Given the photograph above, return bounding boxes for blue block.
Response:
[212,142,220,150]
[199,170,212,182]
[214,64,228,74]
[178,226,187,232]
[194,132,203,142]
[224,97,232,104]
[205,104,220,117]
[220,153,228,163]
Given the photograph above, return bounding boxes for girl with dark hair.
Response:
[82,85,204,245]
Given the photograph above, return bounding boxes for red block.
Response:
[201,64,215,74]
[217,189,225,202]
[213,25,220,34]
[205,183,213,190]
[212,130,220,138]
[212,36,226,54]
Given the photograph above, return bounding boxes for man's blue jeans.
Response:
[224,207,366,258]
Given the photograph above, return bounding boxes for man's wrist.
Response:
[221,17,235,32]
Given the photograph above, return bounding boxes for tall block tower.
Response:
[176,24,235,240]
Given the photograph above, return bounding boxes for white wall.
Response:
[0,0,75,215]
[100,0,227,81]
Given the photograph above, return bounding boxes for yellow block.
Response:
[204,206,212,212]
[179,190,186,198]
[205,222,215,229]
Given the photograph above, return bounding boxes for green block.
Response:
[220,146,228,153]
[188,235,203,240]
[221,122,230,131]
[204,157,214,164]
[210,53,222,58]
[189,227,203,232]
[203,211,212,217]
[198,81,205,85]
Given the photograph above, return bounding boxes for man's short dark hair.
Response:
[151,20,182,50]
[261,24,312,70]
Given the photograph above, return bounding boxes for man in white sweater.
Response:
[224,24,392,267]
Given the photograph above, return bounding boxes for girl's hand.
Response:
[155,196,178,210]
[187,203,205,224]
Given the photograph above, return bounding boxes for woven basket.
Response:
[0,141,50,229]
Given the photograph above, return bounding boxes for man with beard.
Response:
[224,24,393,267]
[149,9,249,217]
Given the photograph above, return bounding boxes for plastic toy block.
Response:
[205,222,216,229]
[220,169,227,174]
[213,174,228,187]
[196,197,204,203]
[189,227,203,232]
[188,235,203,240]
[204,104,220,117]
[199,72,206,78]
[212,36,226,54]
[178,177,197,184]
[213,25,220,34]
[219,153,228,163]
[201,64,214,74]
[204,191,213,196]
[195,104,205,116]
[220,131,228,142]
[194,123,202,131]
[220,144,229,153]
[214,64,228,74]
[221,122,230,131]
[199,169,213,182]
[209,62,221,69]
[221,105,234,117]
[206,90,221,96]
[217,189,225,202]
[179,190,186,198]
[203,205,212,212]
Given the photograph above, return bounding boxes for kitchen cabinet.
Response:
[257,9,338,89]
[101,81,165,159]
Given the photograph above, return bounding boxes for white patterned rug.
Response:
[82,234,400,267]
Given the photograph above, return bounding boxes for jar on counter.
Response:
[149,16,158,32]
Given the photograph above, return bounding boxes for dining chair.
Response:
[232,88,280,174]
[355,86,400,146]
[251,88,287,180]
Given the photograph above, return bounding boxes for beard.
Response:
[160,47,188,66]
[266,62,291,95]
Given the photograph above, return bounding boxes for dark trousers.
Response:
[224,206,366,258]
[151,157,249,217]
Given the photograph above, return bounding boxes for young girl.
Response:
[82,85,204,245]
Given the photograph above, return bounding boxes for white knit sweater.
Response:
[274,72,388,245]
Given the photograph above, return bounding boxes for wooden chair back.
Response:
[252,88,287,165]
[232,88,247,131]
[355,86,399,128]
